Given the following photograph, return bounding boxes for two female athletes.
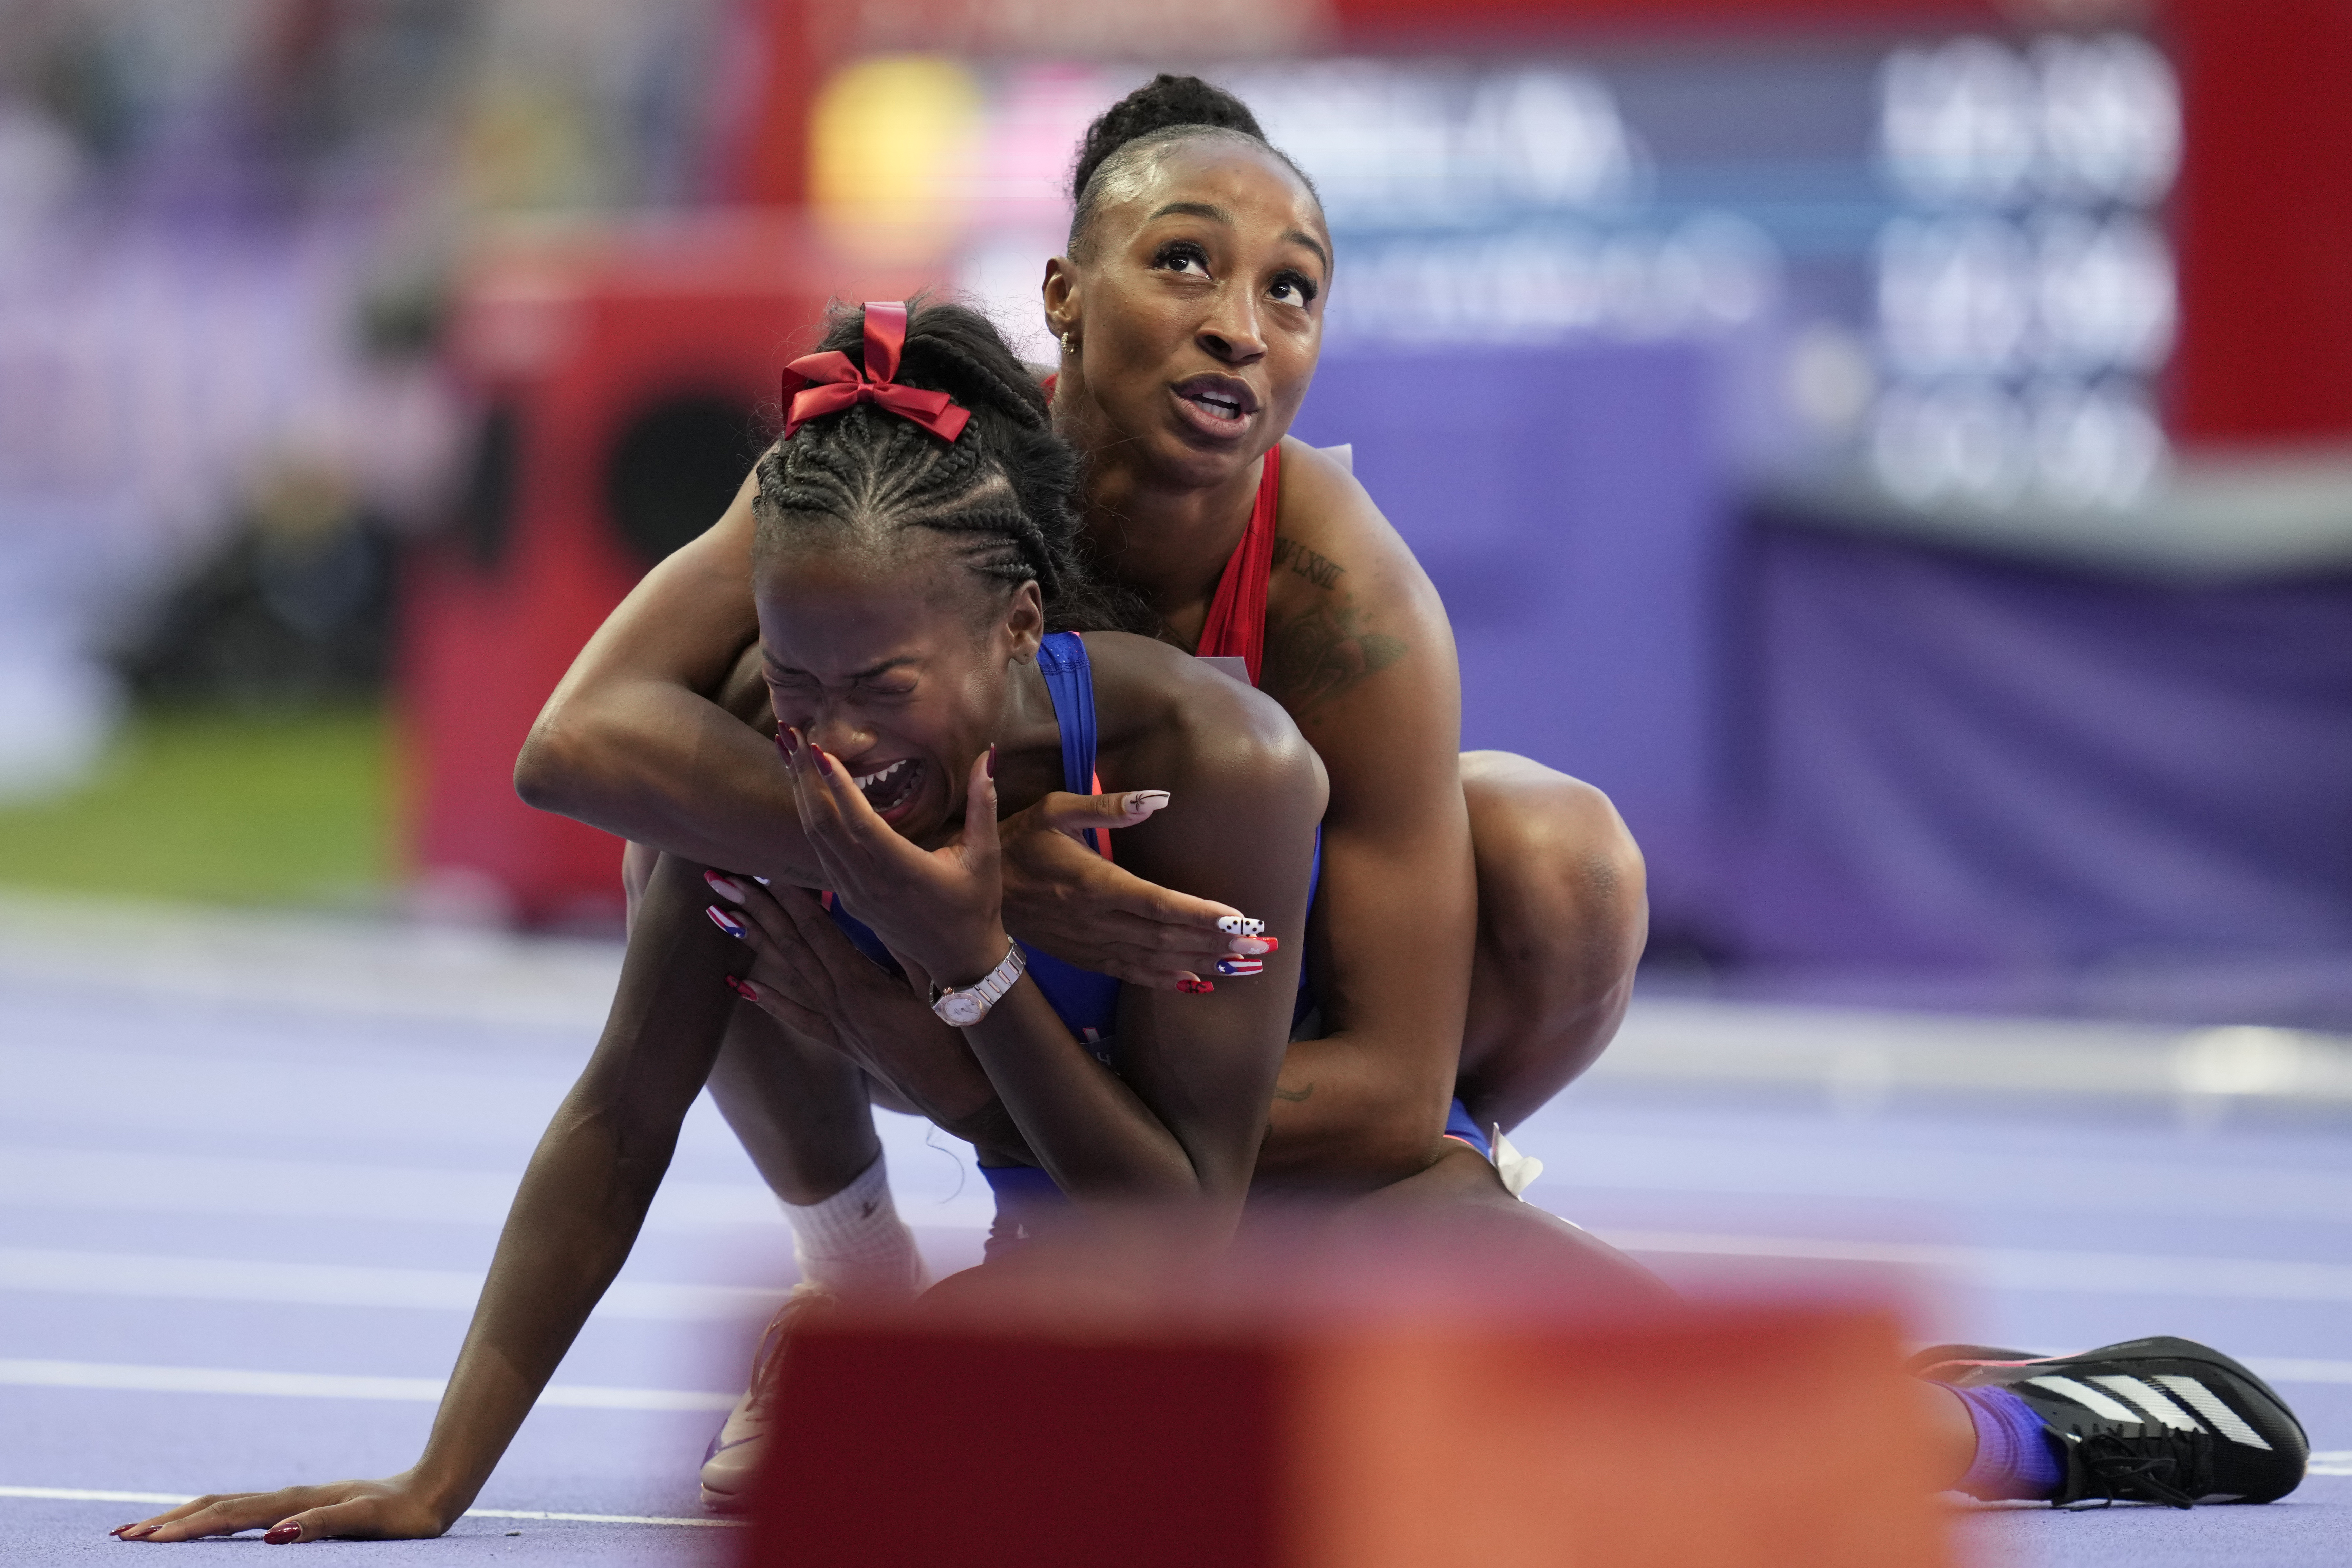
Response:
[117,76,2304,1543]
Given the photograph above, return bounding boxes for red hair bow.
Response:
[780,302,970,443]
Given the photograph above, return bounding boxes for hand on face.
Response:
[780,724,1009,986]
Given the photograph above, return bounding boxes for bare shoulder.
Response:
[1258,438,1454,732]
[1078,631,1326,808]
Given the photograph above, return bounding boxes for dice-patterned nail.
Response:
[1215,915,1265,937]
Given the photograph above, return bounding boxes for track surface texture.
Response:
[2,895,2347,1564]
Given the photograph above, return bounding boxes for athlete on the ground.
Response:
[111,300,1663,1547]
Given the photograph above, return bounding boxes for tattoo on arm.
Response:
[1271,536,1345,590]
[1263,598,1408,718]
[1271,1080,1315,1103]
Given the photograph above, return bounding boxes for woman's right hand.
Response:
[113,1476,452,1544]
[997,789,1270,989]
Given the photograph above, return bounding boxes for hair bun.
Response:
[1071,74,1264,204]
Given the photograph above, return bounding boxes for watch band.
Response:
[929,941,1027,1026]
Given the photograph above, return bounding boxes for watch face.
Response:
[936,990,987,1027]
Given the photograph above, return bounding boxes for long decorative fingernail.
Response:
[704,870,746,902]
[1215,914,1266,936]
[706,906,746,938]
[264,1524,301,1544]
[1229,935,1276,955]
[1177,977,1215,994]
[779,727,802,757]
[725,974,761,1001]
[1214,957,1264,976]
[813,745,836,776]
[986,744,998,779]
[1124,790,1169,816]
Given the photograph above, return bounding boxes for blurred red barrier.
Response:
[401,213,929,923]
[743,1239,1950,1568]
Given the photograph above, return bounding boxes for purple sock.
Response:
[1949,1385,2066,1501]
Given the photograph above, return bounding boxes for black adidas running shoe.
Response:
[1908,1337,2309,1508]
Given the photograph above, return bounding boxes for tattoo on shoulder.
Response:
[1272,1080,1315,1103]
[1263,597,1409,717]
[1271,535,1345,590]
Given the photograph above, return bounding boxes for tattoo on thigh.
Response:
[1263,599,1407,718]
[1272,1080,1315,1102]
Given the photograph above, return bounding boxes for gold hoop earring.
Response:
[1061,330,1077,357]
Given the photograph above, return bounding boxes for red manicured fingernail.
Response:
[264,1524,300,1543]
[986,744,998,779]
[704,870,744,900]
[706,905,746,938]
[725,974,759,1001]
[814,745,835,776]
[1177,977,1215,994]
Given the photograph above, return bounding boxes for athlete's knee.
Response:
[1461,754,1647,976]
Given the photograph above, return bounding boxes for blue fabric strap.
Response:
[1033,631,1097,798]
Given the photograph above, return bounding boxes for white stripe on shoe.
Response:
[2026,1374,2146,1424]
[2154,1375,2273,1450]
[2091,1374,2205,1432]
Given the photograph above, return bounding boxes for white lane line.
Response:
[0,1145,788,1232]
[0,1359,735,1411]
[0,1247,776,1320]
[0,1486,742,1527]
[1604,1230,2352,1303]
[14,1235,2352,1317]
[2308,1451,2352,1477]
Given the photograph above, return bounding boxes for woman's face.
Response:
[1048,138,1330,488]
[755,542,1044,845]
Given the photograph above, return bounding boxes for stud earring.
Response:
[1061,330,1077,356]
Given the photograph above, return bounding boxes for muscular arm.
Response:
[129,856,748,1542]
[1250,440,1478,1187]
[394,858,742,1520]
[512,464,821,882]
[970,645,1323,1212]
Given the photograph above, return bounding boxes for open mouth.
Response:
[852,757,923,818]
[1172,375,1258,433]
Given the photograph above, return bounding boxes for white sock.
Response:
[780,1152,925,1304]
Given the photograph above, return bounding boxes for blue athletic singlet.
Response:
[821,631,1487,1246]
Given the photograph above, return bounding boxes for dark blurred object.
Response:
[403,211,927,926]
[746,1218,1945,1568]
[113,467,395,708]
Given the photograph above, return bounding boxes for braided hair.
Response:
[1067,74,1322,263]
[753,299,1150,635]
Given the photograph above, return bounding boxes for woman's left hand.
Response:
[783,730,1008,986]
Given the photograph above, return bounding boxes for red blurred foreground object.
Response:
[743,1251,1949,1568]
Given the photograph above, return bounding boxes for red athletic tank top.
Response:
[1196,445,1281,686]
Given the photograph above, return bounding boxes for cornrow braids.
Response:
[1066,74,1321,263]
[754,299,1153,635]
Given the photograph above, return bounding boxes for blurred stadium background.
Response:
[3,2,2352,1558]
[1,0,2345,1035]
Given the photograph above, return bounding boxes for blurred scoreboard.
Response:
[927,32,2179,512]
